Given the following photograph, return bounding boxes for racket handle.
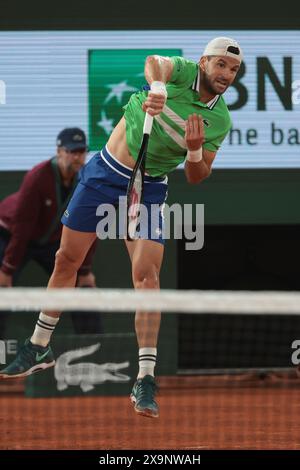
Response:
[143,113,153,135]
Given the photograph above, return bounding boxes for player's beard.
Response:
[202,70,228,95]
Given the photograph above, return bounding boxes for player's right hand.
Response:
[0,270,13,287]
[142,92,166,116]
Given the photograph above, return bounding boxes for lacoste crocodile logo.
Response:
[54,343,130,392]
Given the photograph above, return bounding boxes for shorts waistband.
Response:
[100,146,167,184]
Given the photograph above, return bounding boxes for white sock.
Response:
[31,312,59,347]
[138,347,157,378]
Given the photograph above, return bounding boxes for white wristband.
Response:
[187,148,203,163]
[150,81,168,97]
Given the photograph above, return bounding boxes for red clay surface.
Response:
[1,375,300,450]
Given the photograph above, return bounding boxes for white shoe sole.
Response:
[0,360,55,379]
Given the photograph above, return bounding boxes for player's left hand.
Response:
[142,92,166,116]
[77,272,96,288]
[185,114,205,150]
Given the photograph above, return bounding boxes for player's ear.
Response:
[199,56,208,72]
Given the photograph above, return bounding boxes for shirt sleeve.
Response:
[169,56,198,86]
[203,129,230,152]
[203,115,232,152]
[1,170,42,275]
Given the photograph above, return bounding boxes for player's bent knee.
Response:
[54,248,81,274]
[132,265,160,290]
[134,277,159,290]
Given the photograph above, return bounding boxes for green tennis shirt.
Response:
[123,56,232,177]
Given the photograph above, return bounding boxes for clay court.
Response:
[1,376,300,450]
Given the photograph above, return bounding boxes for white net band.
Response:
[0,288,300,314]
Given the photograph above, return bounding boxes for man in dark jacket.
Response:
[0,127,101,336]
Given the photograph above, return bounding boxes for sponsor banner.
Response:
[0,31,299,170]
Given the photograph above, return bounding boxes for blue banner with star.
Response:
[88,49,181,151]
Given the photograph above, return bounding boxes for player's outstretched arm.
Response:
[142,55,172,116]
[144,55,173,86]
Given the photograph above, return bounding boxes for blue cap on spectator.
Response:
[56,128,87,151]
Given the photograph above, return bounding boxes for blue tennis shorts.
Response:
[61,146,168,244]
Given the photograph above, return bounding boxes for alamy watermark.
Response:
[0,80,6,105]
[291,339,300,365]
[92,196,204,251]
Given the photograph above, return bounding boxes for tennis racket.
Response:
[126,112,153,241]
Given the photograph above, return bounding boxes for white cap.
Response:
[203,37,243,63]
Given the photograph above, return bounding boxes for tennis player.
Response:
[0,37,243,419]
